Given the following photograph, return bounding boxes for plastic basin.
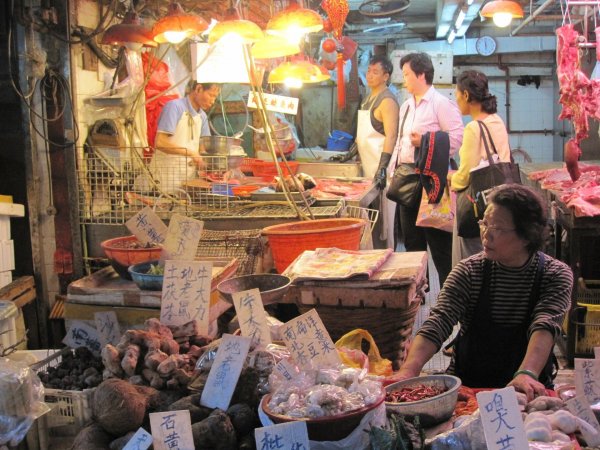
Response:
[261,218,366,273]
[385,375,461,427]
[128,261,163,291]
[217,274,291,305]
[100,236,162,280]
[261,392,384,441]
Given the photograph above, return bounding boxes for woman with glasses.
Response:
[450,70,512,265]
[396,184,573,399]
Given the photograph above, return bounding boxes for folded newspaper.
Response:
[283,247,393,282]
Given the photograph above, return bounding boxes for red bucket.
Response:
[261,218,366,273]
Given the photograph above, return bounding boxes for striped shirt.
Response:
[418,252,573,355]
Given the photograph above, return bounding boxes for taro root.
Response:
[108,431,135,450]
[93,379,157,435]
[168,394,212,423]
[191,409,237,450]
[70,423,113,450]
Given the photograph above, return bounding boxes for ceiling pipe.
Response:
[510,0,555,36]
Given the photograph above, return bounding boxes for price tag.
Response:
[122,427,153,450]
[160,260,212,334]
[161,215,203,262]
[149,410,194,450]
[595,347,600,359]
[255,422,309,450]
[232,288,272,347]
[280,309,341,368]
[126,207,167,245]
[94,311,121,346]
[476,387,528,450]
[247,91,299,115]
[574,358,600,404]
[566,396,600,447]
[63,321,102,354]
[200,334,251,410]
[274,359,300,381]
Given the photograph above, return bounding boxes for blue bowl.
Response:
[128,260,163,291]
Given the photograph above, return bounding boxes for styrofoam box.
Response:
[0,300,18,351]
[0,271,11,289]
[0,216,10,241]
[0,240,15,272]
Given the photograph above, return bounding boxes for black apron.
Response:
[453,252,556,388]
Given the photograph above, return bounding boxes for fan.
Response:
[359,0,410,18]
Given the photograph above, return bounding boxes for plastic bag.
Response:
[0,358,50,447]
[335,329,393,376]
[415,187,456,233]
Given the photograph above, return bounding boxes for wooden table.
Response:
[65,257,237,330]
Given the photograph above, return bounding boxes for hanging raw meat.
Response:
[564,138,582,182]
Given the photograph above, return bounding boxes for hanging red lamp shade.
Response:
[481,0,524,27]
[252,34,301,59]
[268,56,330,87]
[266,1,324,38]
[152,2,208,44]
[101,10,157,49]
[208,7,264,44]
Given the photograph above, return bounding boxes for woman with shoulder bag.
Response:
[449,70,512,266]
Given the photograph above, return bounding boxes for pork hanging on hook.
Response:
[321,0,352,109]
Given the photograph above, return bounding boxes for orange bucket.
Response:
[262,218,366,273]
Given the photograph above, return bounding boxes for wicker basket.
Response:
[297,299,421,370]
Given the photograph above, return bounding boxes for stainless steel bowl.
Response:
[385,375,461,426]
[201,136,243,154]
[217,274,291,305]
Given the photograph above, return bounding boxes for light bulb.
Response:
[163,31,188,44]
[284,78,303,88]
[273,26,304,45]
[492,12,513,27]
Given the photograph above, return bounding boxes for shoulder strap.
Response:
[527,252,546,317]
[477,120,497,166]
[395,106,410,168]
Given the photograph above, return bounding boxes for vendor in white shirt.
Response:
[153,81,220,192]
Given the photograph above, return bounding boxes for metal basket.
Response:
[196,229,264,276]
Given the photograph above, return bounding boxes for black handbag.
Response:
[385,106,423,208]
[386,163,423,207]
[456,121,522,238]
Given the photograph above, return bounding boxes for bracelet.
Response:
[513,369,538,381]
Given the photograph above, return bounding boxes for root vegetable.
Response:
[145,318,174,339]
[187,345,203,359]
[160,338,180,355]
[238,434,256,450]
[108,431,136,450]
[122,330,161,351]
[144,349,168,371]
[70,423,113,450]
[93,379,154,435]
[168,394,212,423]
[128,375,144,385]
[168,320,199,338]
[172,368,191,386]
[142,368,164,389]
[227,403,257,437]
[190,335,212,347]
[157,355,179,377]
[166,378,180,390]
[191,409,237,450]
[121,345,140,376]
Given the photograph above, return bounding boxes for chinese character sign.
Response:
[280,309,341,368]
[63,321,102,354]
[161,215,203,262]
[575,358,600,405]
[160,260,212,333]
[94,311,121,346]
[566,395,600,447]
[200,334,251,410]
[122,427,153,450]
[149,410,194,450]
[255,422,309,450]
[126,207,168,245]
[232,288,272,347]
[476,387,528,450]
[274,359,300,382]
[247,92,299,115]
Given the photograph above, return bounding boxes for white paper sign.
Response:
[126,207,167,245]
[254,422,309,450]
[200,334,251,410]
[232,288,272,347]
[63,321,102,354]
[149,410,194,450]
[161,215,203,262]
[160,260,212,333]
[476,387,528,450]
[595,347,600,359]
[280,309,341,368]
[94,311,121,346]
[247,91,299,115]
[274,359,300,382]
[566,395,600,447]
[122,427,153,450]
[575,358,600,404]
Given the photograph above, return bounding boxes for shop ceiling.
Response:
[127,0,573,46]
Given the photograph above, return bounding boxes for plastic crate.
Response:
[29,348,95,436]
[252,160,299,179]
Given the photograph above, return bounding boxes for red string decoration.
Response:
[321,0,349,109]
